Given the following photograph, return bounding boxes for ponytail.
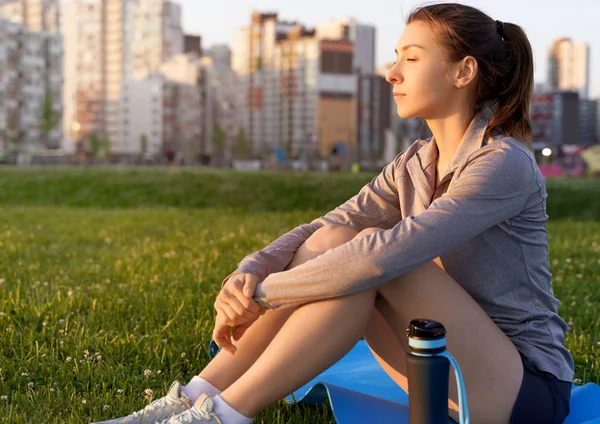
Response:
[485,22,534,147]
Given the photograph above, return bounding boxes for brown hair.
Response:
[408,3,534,146]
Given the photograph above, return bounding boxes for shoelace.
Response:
[132,396,179,418]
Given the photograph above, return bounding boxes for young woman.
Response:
[96,3,574,424]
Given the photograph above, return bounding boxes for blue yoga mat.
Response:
[209,340,600,423]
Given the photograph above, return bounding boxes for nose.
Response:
[386,63,403,85]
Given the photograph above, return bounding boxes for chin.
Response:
[395,105,421,119]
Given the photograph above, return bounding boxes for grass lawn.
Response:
[0,167,599,423]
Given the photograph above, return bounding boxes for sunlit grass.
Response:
[0,167,598,423]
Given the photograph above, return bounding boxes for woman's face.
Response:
[386,21,460,120]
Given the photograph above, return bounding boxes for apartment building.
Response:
[121,54,201,163]
[0,0,59,32]
[61,0,183,154]
[200,54,241,161]
[0,19,62,152]
[62,1,102,142]
[232,12,383,161]
[548,38,590,100]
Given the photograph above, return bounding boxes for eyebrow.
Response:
[394,44,427,54]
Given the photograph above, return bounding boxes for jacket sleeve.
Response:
[221,154,404,286]
[252,146,535,309]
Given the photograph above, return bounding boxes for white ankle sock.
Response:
[182,376,222,403]
[212,395,253,424]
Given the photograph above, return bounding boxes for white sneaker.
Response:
[92,381,192,424]
[158,394,224,424]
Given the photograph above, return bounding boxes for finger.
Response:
[223,290,261,318]
[216,303,238,326]
[227,277,245,293]
[222,286,261,316]
[213,323,236,353]
[243,275,259,298]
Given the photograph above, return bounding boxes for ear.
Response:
[453,56,478,89]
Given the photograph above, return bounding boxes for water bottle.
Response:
[406,319,470,424]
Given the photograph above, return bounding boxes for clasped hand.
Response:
[212,273,265,354]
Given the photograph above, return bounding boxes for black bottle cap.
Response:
[406,319,446,340]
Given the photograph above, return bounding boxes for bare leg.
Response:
[199,224,359,391]
[219,228,524,424]
[219,288,377,417]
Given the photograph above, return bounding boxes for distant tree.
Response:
[212,123,225,151]
[140,134,148,162]
[6,113,20,153]
[212,123,226,162]
[234,128,249,159]
[90,134,109,159]
[40,90,61,148]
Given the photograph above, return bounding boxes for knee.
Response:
[305,223,359,251]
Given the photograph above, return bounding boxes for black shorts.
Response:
[509,354,572,423]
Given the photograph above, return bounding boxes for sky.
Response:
[186,0,600,98]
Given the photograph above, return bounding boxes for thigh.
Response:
[370,260,523,424]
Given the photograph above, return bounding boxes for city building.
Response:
[61,0,183,154]
[120,53,202,163]
[548,38,590,99]
[579,99,598,145]
[0,19,63,152]
[200,55,241,163]
[357,74,392,164]
[232,12,298,156]
[61,0,102,144]
[204,44,231,68]
[232,12,382,163]
[315,18,375,75]
[0,0,59,32]
[183,34,202,56]
[122,72,201,163]
[531,91,580,146]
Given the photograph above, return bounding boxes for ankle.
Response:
[213,395,253,424]
[182,376,222,403]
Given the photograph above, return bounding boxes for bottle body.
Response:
[406,353,450,424]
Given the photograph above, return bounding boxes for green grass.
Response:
[0,166,599,423]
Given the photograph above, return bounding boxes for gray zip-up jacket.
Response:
[223,111,575,382]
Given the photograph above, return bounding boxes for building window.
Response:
[320,51,352,74]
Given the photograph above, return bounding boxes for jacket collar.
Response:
[417,109,494,175]
[406,110,494,208]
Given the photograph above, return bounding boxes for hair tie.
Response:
[496,20,505,40]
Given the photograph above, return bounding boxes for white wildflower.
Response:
[144,369,151,377]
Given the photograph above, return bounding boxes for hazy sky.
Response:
[186,0,599,98]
